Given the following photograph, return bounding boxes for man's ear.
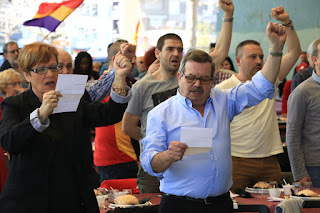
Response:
[177,71,182,86]
[312,55,318,67]
[155,48,161,59]
[235,56,241,67]
[3,53,8,60]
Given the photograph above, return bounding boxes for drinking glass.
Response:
[303,182,313,190]
[258,188,268,198]
[293,182,302,194]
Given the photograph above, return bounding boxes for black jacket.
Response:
[0,89,128,213]
[0,60,13,71]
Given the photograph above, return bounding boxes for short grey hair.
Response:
[308,38,320,59]
[179,49,215,79]
[3,41,18,53]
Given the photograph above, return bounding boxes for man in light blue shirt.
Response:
[141,22,287,213]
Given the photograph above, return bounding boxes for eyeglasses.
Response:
[29,64,62,74]
[7,49,20,54]
[59,62,73,70]
[182,73,212,85]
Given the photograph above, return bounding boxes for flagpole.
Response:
[42,31,52,42]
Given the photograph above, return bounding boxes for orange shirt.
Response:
[93,96,137,166]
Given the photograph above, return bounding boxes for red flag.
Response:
[23,0,84,32]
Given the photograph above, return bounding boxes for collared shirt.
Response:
[290,66,314,91]
[286,70,320,181]
[213,70,233,86]
[141,71,274,199]
[215,75,283,158]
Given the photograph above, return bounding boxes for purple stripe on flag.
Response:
[23,16,61,32]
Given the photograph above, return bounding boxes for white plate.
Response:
[245,187,269,194]
[267,197,285,202]
[109,203,151,209]
[290,195,320,201]
[245,187,284,194]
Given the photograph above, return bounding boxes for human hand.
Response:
[147,59,160,75]
[266,22,286,52]
[299,176,312,184]
[166,141,188,162]
[271,6,290,24]
[219,0,234,17]
[114,51,132,77]
[39,91,62,123]
[120,43,136,62]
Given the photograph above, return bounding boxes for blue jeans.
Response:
[97,161,138,184]
[306,166,320,188]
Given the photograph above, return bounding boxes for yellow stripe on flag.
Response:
[50,5,75,22]
[33,10,54,19]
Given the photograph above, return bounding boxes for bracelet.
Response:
[282,20,292,26]
[269,50,283,57]
[282,19,294,30]
[223,16,233,22]
[112,82,126,94]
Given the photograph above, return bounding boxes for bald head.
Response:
[57,48,73,74]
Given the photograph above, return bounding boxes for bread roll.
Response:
[296,189,319,197]
[114,195,139,205]
[94,189,102,196]
[253,181,272,189]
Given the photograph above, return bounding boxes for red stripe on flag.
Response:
[37,0,84,15]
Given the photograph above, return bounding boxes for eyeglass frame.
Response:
[6,48,20,54]
[181,73,213,85]
[28,64,62,74]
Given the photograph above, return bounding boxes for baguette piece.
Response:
[296,189,319,197]
[253,181,272,189]
[114,195,139,205]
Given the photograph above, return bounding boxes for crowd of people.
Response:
[0,0,319,212]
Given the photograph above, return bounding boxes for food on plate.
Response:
[114,195,139,205]
[296,189,319,197]
[253,181,272,189]
[94,189,102,196]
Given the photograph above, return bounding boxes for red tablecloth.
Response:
[235,188,320,213]
[99,190,320,213]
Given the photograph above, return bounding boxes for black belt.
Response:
[163,192,230,205]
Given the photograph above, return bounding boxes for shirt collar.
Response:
[311,70,320,83]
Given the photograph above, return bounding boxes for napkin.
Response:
[275,199,304,213]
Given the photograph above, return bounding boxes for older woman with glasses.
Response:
[0,68,25,98]
[0,42,132,213]
[0,68,25,194]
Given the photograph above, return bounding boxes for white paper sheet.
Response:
[53,74,88,114]
[180,127,213,156]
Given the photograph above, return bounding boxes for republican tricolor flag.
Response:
[23,0,84,32]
